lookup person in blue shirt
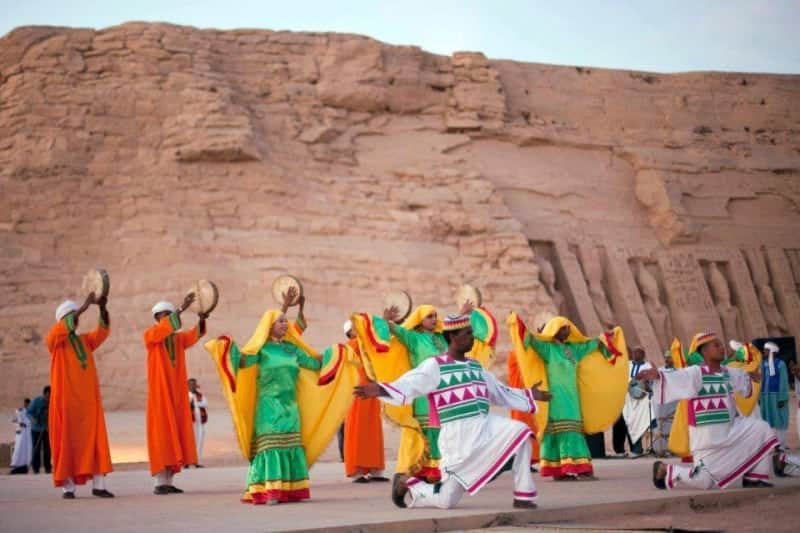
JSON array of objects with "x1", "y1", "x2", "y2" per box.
[{"x1": 27, "y1": 385, "x2": 51, "y2": 474}]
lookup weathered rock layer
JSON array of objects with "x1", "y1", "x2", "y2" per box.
[{"x1": 1, "y1": 23, "x2": 799, "y2": 408}]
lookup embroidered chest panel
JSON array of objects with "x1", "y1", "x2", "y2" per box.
[
  {"x1": 429, "y1": 356, "x2": 489, "y2": 423},
  {"x1": 689, "y1": 372, "x2": 733, "y2": 426}
]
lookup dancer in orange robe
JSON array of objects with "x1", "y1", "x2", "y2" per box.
[
  {"x1": 47, "y1": 294, "x2": 114, "y2": 499},
  {"x1": 343, "y1": 321, "x2": 388, "y2": 483},
  {"x1": 145, "y1": 294, "x2": 206, "y2": 494},
  {"x1": 508, "y1": 350, "x2": 540, "y2": 467}
]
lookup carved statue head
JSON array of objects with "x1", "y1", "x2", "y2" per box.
[
  {"x1": 708, "y1": 262, "x2": 732, "y2": 306},
  {"x1": 636, "y1": 262, "x2": 661, "y2": 301},
  {"x1": 759, "y1": 284, "x2": 776, "y2": 306},
  {"x1": 536, "y1": 256, "x2": 557, "y2": 291}
]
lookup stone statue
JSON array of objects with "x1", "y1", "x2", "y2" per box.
[
  {"x1": 536, "y1": 256, "x2": 566, "y2": 315},
  {"x1": 757, "y1": 283, "x2": 789, "y2": 337},
  {"x1": 579, "y1": 246, "x2": 616, "y2": 329},
  {"x1": 636, "y1": 262, "x2": 673, "y2": 350},
  {"x1": 707, "y1": 262, "x2": 744, "y2": 344},
  {"x1": 744, "y1": 249, "x2": 789, "y2": 337}
]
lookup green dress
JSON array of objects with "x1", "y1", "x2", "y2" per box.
[
  {"x1": 391, "y1": 325, "x2": 447, "y2": 461},
  {"x1": 525, "y1": 336, "x2": 610, "y2": 477},
  {"x1": 230, "y1": 340, "x2": 320, "y2": 503}
]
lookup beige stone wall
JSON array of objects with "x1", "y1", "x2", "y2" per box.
[{"x1": 1, "y1": 23, "x2": 798, "y2": 408}]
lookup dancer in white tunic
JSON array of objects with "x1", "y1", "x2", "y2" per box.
[
  {"x1": 616, "y1": 348, "x2": 653, "y2": 457},
  {"x1": 638, "y1": 333, "x2": 779, "y2": 490},
  {"x1": 10, "y1": 399, "x2": 33, "y2": 474},
  {"x1": 354, "y1": 314, "x2": 550, "y2": 509},
  {"x1": 188, "y1": 378, "x2": 208, "y2": 467}
]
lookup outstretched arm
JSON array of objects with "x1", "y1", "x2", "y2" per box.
[
  {"x1": 483, "y1": 371, "x2": 550, "y2": 412},
  {"x1": 638, "y1": 365, "x2": 703, "y2": 404},
  {"x1": 354, "y1": 358, "x2": 439, "y2": 406}
]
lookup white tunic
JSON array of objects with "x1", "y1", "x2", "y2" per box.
[
  {"x1": 11, "y1": 408, "x2": 33, "y2": 468},
  {"x1": 623, "y1": 360, "x2": 653, "y2": 443},
  {"x1": 653, "y1": 364, "x2": 779, "y2": 488},
  {"x1": 380, "y1": 355, "x2": 536, "y2": 495}
]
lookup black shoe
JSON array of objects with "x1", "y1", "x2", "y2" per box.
[
  {"x1": 369, "y1": 476, "x2": 390, "y2": 482},
  {"x1": 773, "y1": 453, "x2": 787, "y2": 477},
  {"x1": 513, "y1": 499, "x2": 538, "y2": 509},
  {"x1": 529, "y1": 465, "x2": 539, "y2": 473},
  {"x1": 391, "y1": 475, "x2": 409, "y2": 508},
  {"x1": 92, "y1": 489, "x2": 115, "y2": 498},
  {"x1": 195, "y1": 464, "x2": 205, "y2": 468},
  {"x1": 154, "y1": 485, "x2": 171, "y2": 495},
  {"x1": 63, "y1": 492, "x2": 76, "y2": 500},
  {"x1": 743, "y1": 478, "x2": 773, "y2": 488},
  {"x1": 166, "y1": 485, "x2": 184, "y2": 494},
  {"x1": 652, "y1": 461, "x2": 666, "y2": 490},
  {"x1": 353, "y1": 476, "x2": 369, "y2": 484}
]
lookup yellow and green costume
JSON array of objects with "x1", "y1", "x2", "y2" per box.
[
  {"x1": 205, "y1": 311, "x2": 358, "y2": 504},
  {"x1": 508, "y1": 314, "x2": 628, "y2": 477}
]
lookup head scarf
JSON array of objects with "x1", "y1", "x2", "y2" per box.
[
  {"x1": 55, "y1": 300, "x2": 78, "y2": 322},
  {"x1": 151, "y1": 300, "x2": 176, "y2": 316},
  {"x1": 764, "y1": 341, "x2": 779, "y2": 376},
  {"x1": 402, "y1": 304, "x2": 443, "y2": 333},
  {"x1": 239, "y1": 309, "x2": 318, "y2": 357},
  {"x1": 538, "y1": 316, "x2": 590, "y2": 343}
]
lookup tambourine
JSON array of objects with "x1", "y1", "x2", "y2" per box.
[
  {"x1": 456, "y1": 284, "x2": 482, "y2": 309},
  {"x1": 383, "y1": 290, "x2": 413, "y2": 323},
  {"x1": 81, "y1": 268, "x2": 110, "y2": 300},
  {"x1": 272, "y1": 275, "x2": 304, "y2": 307},
  {"x1": 187, "y1": 280, "x2": 219, "y2": 316}
]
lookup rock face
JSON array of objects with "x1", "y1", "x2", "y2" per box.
[{"x1": 1, "y1": 23, "x2": 799, "y2": 408}]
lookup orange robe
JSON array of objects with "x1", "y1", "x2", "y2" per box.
[
  {"x1": 144, "y1": 313, "x2": 201, "y2": 476},
  {"x1": 46, "y1": 314, "x2": 113, "y2": 487},
  {"x1": 344, "y1": 338, "x2": 385, "y2": 477},
  {"x1": 507, "y1": 350, "x2": 540, "y2": 463}
]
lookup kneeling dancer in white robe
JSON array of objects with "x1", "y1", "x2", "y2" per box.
[
  {"x1": 638, "y1": 332, "x2": 779, "y2": 490},
  {"x1": 354, "y1": 314, "x2": 551, "y2": 509}
]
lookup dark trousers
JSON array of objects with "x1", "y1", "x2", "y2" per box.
[
  {"x1": 337, "y1": 423, "x2": 345, "y2": 462},
  {"x1": 612, "y1": 415, "x2": 642, "y2": 454},
  {"x1": 31, "y1": 430, "x2": 51, "y2": 473}
]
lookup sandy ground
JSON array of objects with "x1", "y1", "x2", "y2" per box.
[
  {"x1": 1, "y1": 454, "x2": 799, "y2": 532},
  {"x1": 2, "y1": 405, "x2": 798, "y2": 532}
]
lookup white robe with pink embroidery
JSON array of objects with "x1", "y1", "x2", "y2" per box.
[
  {"x1": 380, "y1": 355, "x2": 537, "y2": 497},
  {"x1": 653, "y1": 364, "x2": 779, "y2": 489}
]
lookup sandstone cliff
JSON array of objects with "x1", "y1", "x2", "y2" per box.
[{"x1": 1, "y1": 23, "x2": 799, "y2": 408}]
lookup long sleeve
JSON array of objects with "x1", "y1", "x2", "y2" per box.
[
  {"x1": 483, "y1": 370, "x2": 536, "y2": 413},
  {"x1": 296, "y1": 348, "x2": 322, "y2": 370},
  {"x1": 391, "y1": 324, "x2": 418, "y2": 352},
  {"x1": 571, "y1": 339, "x2": 602, "y2": 362},
  {"x1": 379, "y1": 358, "x2": 440, "y2": 406},
  {"x1": 778, "y1": 361, "x2": 789, "y2": 403},
  {"x1": 727, "y1": 367, "x2": 753, "y2": 398},
  {"x1": 524, "y1": 334, "x2": 552, "y2": 362},
  {"x1": 46, "y1": 318, "x2": 72, "y2": 352},
  {"x1": 84, "y1": 314, "x2": 111, "y2": 351},
  {"x1": 231, "y1": 342, "x2": 259, "y2": 370},
  {"x1": 144, "y1": 313, "x2": 180, "y2": 345},
  {"x1": 178, "y1": 325, "x2": 201, "y2": 350},
  {"x1": 653, "y1": 365, "x2": 703, "y2": 405}
]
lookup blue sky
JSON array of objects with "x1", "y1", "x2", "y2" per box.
[{"x1": 1, "y1": 0, "x2": 798, "y2": 74}]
